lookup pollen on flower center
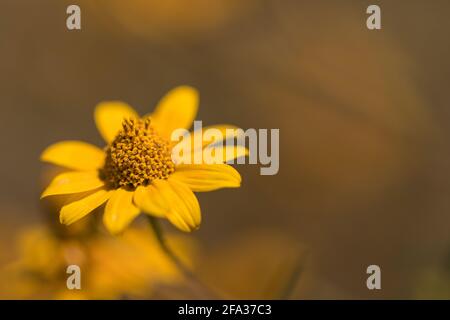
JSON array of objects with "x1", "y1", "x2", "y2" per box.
[{"x1": 100, "y1": 118, "x2": 175, "y2": 190}]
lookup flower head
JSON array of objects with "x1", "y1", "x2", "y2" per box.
[
  {"x1": 40, "y1": 86, "x2": 246, "y2": 234},
  {"x1": 0, "y1": 225, "x2": 194, "y2": 299},
  {"x1": 100, "y1": 118, "x2": 175, "y2": 189}
]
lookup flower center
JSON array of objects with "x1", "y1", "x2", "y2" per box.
[{"x1": 100, "y1": 118, "x2": 175, "y2": 190}]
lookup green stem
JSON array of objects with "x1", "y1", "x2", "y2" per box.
[
  {"x1": 277, "y1": 258, "x2": 304, "y2": 299},
  {"x1": 147, "y1": 216, "x2": 220, "y2": 299}
]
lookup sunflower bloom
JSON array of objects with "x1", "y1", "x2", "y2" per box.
[
  {"x1": 40, "y1": 86, "x2": 247, "y2": 234},
  {"x1": 0, "y1": 225, "x2": 194, "y2": 299}
]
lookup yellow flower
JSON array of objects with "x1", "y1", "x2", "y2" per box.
[
  {"x1": 0, "y1": 225, "x2": 194, "y2": 299},
  {"x1": 40, "y1": 86, "x2": 246, "y2": 234}
]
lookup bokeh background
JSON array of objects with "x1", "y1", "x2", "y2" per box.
[{"x1": 1, "y1": 0, "x2": 450, "y2": 299}]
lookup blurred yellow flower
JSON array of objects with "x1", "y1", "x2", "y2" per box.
[
  {"x1": 0, "y1": 225, "x2": 193, "y2": 299},
  {"x1": 40, "y1": 86, "x2": 246, "y2": 234},
  {"x1": 90, "y1": 0, "x2": 256, "y2": 39}
]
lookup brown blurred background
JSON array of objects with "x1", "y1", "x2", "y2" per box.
[{"x1": 1, "y1": 0, "x2": 450, "y2": 299}]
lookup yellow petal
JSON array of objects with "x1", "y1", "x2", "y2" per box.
[
  {"x1": 60, "y1": 189, "x2": 112, "y2": 225},
  {"x1": 41, "y1": 171, "x2": 104, "y2": 198},
  {"x1": 197, "y1": 145, "x2": 249, "y2": 164},
  {"x1": 41, "y1": 140, "x2": 105, "y2": 171},
  {"x1": 222, "y1": 145, "x2": 249, "y2": 163},
  {"x1": 171, "y1": 164, "x2": 241, "y2": 192},
  {"x1": 149, "y1": 86, "x2": 199, "y2": 139},
  {"x1": 94, "y1": 101, "x2": 138, "y2": 143},
  {"x1": 133, "y1": 185, "x2": 169, "y2": 218},
  {"x1": 103, "y1": 188, "x2": 140, "y2": 235},
  {"x1": 153, "y1": 179, "x2": 201, "y2": 232},
  {"x1": 173, "y1": 124, "x2": 241, "y2": 152}
]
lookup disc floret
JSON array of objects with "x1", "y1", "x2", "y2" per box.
[{"x1": 100, "y1": 118, "x2": 175, "y2": 190}]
